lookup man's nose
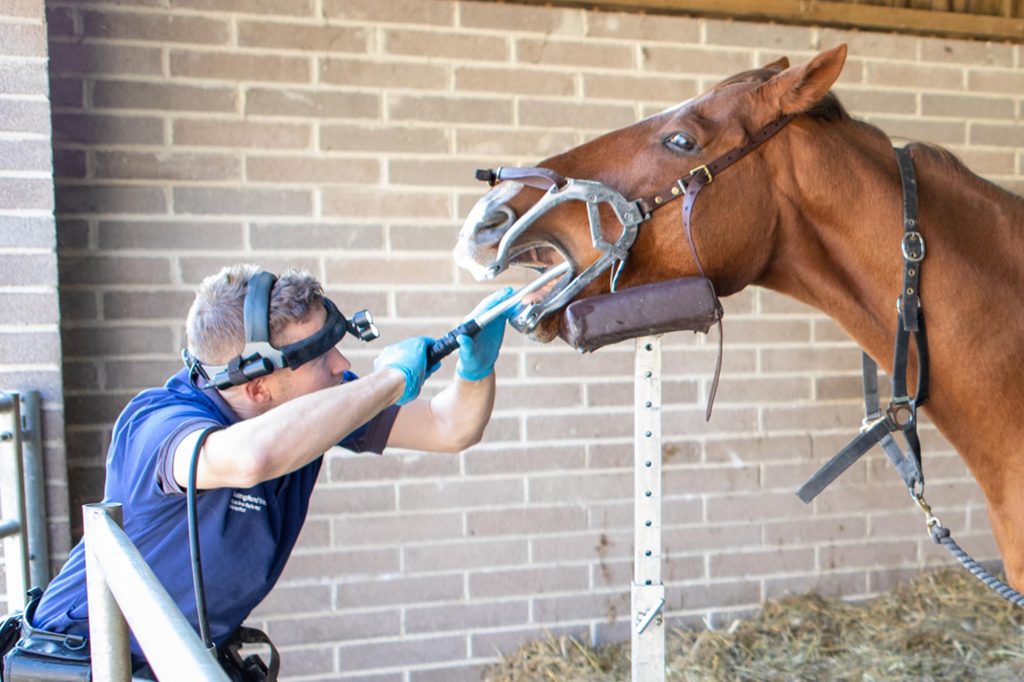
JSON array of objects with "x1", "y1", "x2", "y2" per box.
[{"x1": 328, "y1": 347, "x2": 351, "y2": 375}]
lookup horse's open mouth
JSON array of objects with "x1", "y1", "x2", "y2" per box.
[{"x1": 508, "y1": 242, "x2": 573, "y2": 307}]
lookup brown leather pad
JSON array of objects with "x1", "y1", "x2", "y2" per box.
[{"x1": 559, "y1": 277, "x2": 723, "y2": 353}]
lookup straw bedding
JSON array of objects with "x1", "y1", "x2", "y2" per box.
[{"x1": 485, "y1": 569, "x2": 1024, "y2": 681}]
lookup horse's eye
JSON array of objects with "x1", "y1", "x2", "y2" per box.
[{"x1": 664, "y1": 132, "x2": 697, "y2": 153}]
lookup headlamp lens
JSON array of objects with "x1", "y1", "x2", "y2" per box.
[{"x1": 348, "y1": 309, "x2": 379, "y2": 342}]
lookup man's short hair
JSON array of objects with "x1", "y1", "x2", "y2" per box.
[{"x1": 186, "y1": 264, "x2": 324, "y2": 364}]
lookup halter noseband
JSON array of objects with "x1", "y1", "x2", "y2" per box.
[{"x1": 474, "y1": 114, "x2": 796, "y2": 331}]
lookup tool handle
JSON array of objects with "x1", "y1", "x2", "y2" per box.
[{"x1": 427, "y1": 320, "x2": 481, "y2": 367}]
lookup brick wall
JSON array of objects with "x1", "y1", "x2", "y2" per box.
[
  {"x1": 41, "y1": 0, "x2": 1022, "y2": 679},
  {"x1": 0, "y1": 0, "x2": 70, "y2": 611}
]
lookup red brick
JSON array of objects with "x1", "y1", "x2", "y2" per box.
[
  {"x1": 178, "y1": 256, "x2": 321, "y2": 284},
  {"x1": 171, "y1": 50, "x2": 309, "y2": 83},
  {"x1": 454, "y1": 127, "x2": 578, "y2": 158},
  {"x1": 337, "y1": 635, "x2": 465, "y2": 673},
  {"x1": 245, "y1": 88, "x2": 378, "y2": 118},
  {"x1": 865, "y1": 62, "x2": 964, "y2": 90},
  {"x1": 321, "y1": 188, "x2": 450, "y2": 219},
  {"x1": 705, "y1": 21, "x2": 811, "y2": 50},
  {"x1": 95, "y1": 151, "x2": 240, "y2": 181},
  {"x1": 389, "y1": 94, "x2": 511, "y2": 125},
  {"x1": 335, "y1": 574, "x2": 464, "y2": 609},
  {"x1": 399, "y1": 478, "x2": 523, "y2": 511},
  {"x1": 48, "y1": 39, "x2": 164, "y2": 79},
  {"x1": 83, "y1": 10, "x2": 229, "y2": 44},
  {"x1": 174, "y1": 0, "x2": 312, "y2": 13},
  {"x1": 642, "y1": 46, "x2": 753, "y2": 76},
  {"x1": 332, "y1": 512, "x2": 463, "y2": 546},
  {"x1": 517, "y1": 37, "x2": 632, "y2": 69},
  {"x1": 455, "y1": 66, "x2": 575, "y2": 97},
  {"x1": 266, "y1": 610, "x2": 399, "y2": 646},
  {"x1": 403, "y1": 539, "x2": 528, "y2": 572},
  {"x1": 587, "y1": 10, "x2": 699, "y2": 42},
  {"x1": 518, "y1": 99, "x2": 635, "y2": 130},
  {"x1": 467, "y1": 505, "x2": 587, "y2": 536},
  {"x1": 62, "y1": 326, "x2": 176, "y2": 357},
  {"x1": 406, "y1": 600, "x2": 529, "y2": 634},
  {"x1": 321, "y1": 124, "x2": 449, "y2": 154},
  {"x1": 93, "y1": 80, "x2": 236, "y2": 112},
  {"x1": 173, "y1": 119, "x2": 310, "y2": 149},
  {"x1": 583, "y1": 73, "x2": 698, "y2": 103},
  {"x1": 468, "y1": 565, "x2": 588, "y2": 598},
  {"x1": 328, "y1": 451, "x2": 459, "y2": 483},
  {"x1": 250, "y1": 222, "x2": 383, "y2": 251},
  {"x1": 278, "y1": 547, "x2": 399, "y2": 582},
  {"x1": 172, "y1": 187, "x2": 312, "y2": 216},
  {"x1": 320, "y1": 58, "x2": 448, "y2": 91},
  {"x1": 103, "y1": 291, "x2": 194, "y2": 320},
  {"x1": 323, "y1": 0, "x2": 453, "y2": 25},
  {"x1": 237, "y1": 20, "x2": 368, "y2": 53},
  {"x1": 246, "y1": 155, "x2": 378, "y2": 184},
  {"x1": 105, "y1": 359, "x2": 184, "y2": 390},
  {"x1": 53, "y1": 113, "x2": 163, "y2": 146}
]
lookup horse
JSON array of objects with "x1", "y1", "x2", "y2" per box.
[{"x1": 453, "y1": 44, "x2": 1024, "y2": 590}]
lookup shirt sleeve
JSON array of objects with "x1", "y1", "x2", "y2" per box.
[
  {"x1": 338, "y1": 405, "x2": 400, "y2": 454},
  {"x1": 154, "y1": 418, "x2": 223, "y2": 496}
]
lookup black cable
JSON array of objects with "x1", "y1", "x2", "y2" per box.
[{"x1": 188, "y1": 426, "x2": 223, "y2": 653}]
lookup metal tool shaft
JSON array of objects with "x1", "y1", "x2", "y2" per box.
[{"x1": 427, "y1": 262, "x2": 571, "y2": 366}]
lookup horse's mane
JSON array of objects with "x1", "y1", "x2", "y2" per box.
[
  {"x1": 806, "y1": 91, "x2": 848, "y2": 123},
  {"x1": 907, "y1": 142, "x2": 1024, "y2": 205}
]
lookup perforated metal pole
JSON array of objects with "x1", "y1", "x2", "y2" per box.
[
  {"x1": 0, "y1": 392, "x2": 29, "y2": 611},
  {"x1": 632, "y1": 336, "x2": 666, "y2": 682},
  {"x1": 19, "y1": 391, "x2": 49, "y2": 590}
]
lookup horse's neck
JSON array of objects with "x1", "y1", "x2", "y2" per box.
[{"x1": 760, "y1": 132, "x2": 1024, "y2": 490}]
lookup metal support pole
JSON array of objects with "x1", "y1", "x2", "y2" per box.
[
  {"x1": 20, "y1": 391, "x2": 50, "y2": 590},
  {"x1": 632, "y1": 336, "x2": 666, "y2": 682},
  {"x1": 84, "y1": 503, "x2": 229, "y2": 681},
  {"x1": 85, "y1": 503, "x2": 132, "y2": 682},
  {"x1": 0, "y1": 393, "x2": 29, "y2": 611}
]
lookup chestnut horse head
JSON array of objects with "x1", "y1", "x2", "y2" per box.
[
  {"x1": 455, "y1": 45, "x2": 850, "y2": 343},
  {"x1": 455, "y1": 44, "x2": 1024, "y2": 591}
]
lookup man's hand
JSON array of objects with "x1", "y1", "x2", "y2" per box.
[
  {"x1": 374, "y1": 336, "x2": 439, "y2": 405},
  {"x1": 457, "y1": 287, "x2": 516, "y2": 381}
]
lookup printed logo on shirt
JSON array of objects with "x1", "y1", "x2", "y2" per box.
[{"x1": 229, "y1": 492, "x2": 267, "y2": 514}]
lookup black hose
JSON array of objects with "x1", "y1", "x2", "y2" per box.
[{"x1": 188, "y1": 426, "x2": 222, "y2": 653}]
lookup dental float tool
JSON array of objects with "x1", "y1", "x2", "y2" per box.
[{"x1": 426, "y1": 262, "x2": 571, "y2": 366}]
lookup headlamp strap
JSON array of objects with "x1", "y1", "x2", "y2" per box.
[{"x1": 244, "y1": 271, "x2": 277, "y2": 344}]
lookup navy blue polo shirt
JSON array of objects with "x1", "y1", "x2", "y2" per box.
[{"x1": 32, "y1": 368, "x2": 398, "y2": 657}]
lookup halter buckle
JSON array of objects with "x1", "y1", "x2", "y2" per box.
[
  {"x1": 689, "y1": 164, "x2": 713, "y2": 185},
  {"x1": 901, "y1": 231, "x2": 925, "y2": 262}
]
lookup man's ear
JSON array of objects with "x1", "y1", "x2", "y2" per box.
[
  {"x1": 243, "y1": 376, "x2": 273, "y2": 404},
  {"x1": 757, "y1": 44, "x2": 847, "y2": 116}
]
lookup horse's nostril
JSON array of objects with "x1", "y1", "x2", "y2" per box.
[{"x1": 475, "y1": 206, "x2": 516, "y2": 245}]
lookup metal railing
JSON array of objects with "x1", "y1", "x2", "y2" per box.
[
  {"x1": 83, "y1": 503, "x2": 229, "y2": 681},
  {"x1": 0, "y1": 390, "x2": 50, "y2": 611}
]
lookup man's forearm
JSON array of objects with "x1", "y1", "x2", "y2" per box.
[{"x1": 179, "y1": 369, "x2": 406, "y2": 489}]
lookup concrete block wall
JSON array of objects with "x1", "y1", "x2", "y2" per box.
[
  {"x1": 41, "y1": 0, "x2": 1022, "y2": 679},
  {"x1": 0, "y1": 0, "x2": 70, "y2": 611}
]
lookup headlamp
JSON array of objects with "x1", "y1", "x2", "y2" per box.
[{"x1": 184, "y1": 270, "x2": 379, "y2": 390}]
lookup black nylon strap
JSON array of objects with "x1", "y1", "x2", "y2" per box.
[{"x1": 796, "y1": 145, "x2": 930, "y2": 503}]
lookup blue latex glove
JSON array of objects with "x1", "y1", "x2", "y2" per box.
[
  {"x1": 373, "y1": 336, "x2": 440, "y2": 405},
  {"x1": 457, "y1": 287, "x2": 516, "y2": 381}
]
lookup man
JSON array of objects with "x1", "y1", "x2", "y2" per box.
[{"x1": 17, "y1": 264, "x2": 512, "y2": 678}]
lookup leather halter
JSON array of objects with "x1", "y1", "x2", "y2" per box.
[
  {"x1": 475, "y1": 113, "x2": 796, "y2": 316},
  {"x1": 796, "y1": 146, "x2": 930, "y2": 504},
  {"x1": 476, "y1": 114, "x2": 796, "y2": 420}
]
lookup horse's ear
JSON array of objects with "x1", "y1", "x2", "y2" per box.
[
  {"x1": 761, "y1": 56, "x2": 790, "y2": 71},
  {"x1": 757, "y1": 44, "x2": 847, "y2": 116}
]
